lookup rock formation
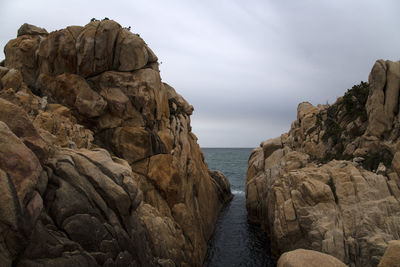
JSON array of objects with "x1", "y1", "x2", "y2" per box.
[
  {"x1": 246, "y1": 60, "x2": 400, "y2": 267},
  {"x1": 0, "y1": 20, "x2": 232, "y2": 266},
  {"x1": 377, "y1": 240, "x2": 400, "y2": 267},
  {"x1": 277, "y1": 249, "x2": 347, "y2": 267}
]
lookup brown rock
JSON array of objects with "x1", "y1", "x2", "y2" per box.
[
  {"x1": 17, "y1": 23, "x2": 48, "y2": 37},
  {"x1": 112, "y1": 126, "x2": 166, "y2": 164},
  {"x1": 100, "y1": 87, "x2": 130, "y2": 117},
  {"x1": 365, "y1": 60, "x2": 400, "y2": 137},
  {"x1": 0, "y1": 85, "x2": 44, "y2": 115},
  {"x1": 4, "y1": 34, "x2": 42, "y2": 86},
  {"x1": 247, "y1": 135, "x2": 400, "y2": 267},
  {"x1": 0, "y1": 20, "x2": 232, "y2": 267},
  {"x1": 246, "y1": 147, "x2": 264, "y2": 184},
  {"x1": 209, "y1": 170, "x2": 233, "y2": 203},
  {"x1": 113, "y1": 28, "x2": 149, "y2": 71},
  {"x1": 0, "y1": 169, "x2": 17, "y2": 266},
  {"x1": 26, "y1": 191, "x2": 43, "y2": 223},
  {"x1": 378, "y1": 240, "x2": 400, "y2": 267},
  {"x1": 165, "y1": 83, "x2": 194, "y2": 115},
  {"x1": 247, "y1": 58, "x2": 400, "y2": 267},
  {"x1": 89, "y1": 68, "x2": 169, "y2": 125},
  {"x1": 391, "y1": 152, "x2": 400, "y2": 177},
  {"x1": 297, "y1": 102, "x2": 319, "y2": 120},
  {"x1": 383, "y1": 61, "x2": 400, "y2": 125},
  {"x1": 1, "y1": 68, "x2": 23, "y2": 90},
  {"x1": 45, "y1": 73, "x2": 107, "y2": 118},
  {"x1": 147, "y1": 154, "x2": 177, "y2": 199},
  {"x1": 38, "y1": 28, "x2": 78, "y2": 75},
  {"x1": 0, "y1": 98, "x2": 48, "y2": 162},
  {"x1": 261, "y1": 136, "x2": 282, "y2": 159},
  {"x1": 0, "y1": 120, "x2": 41, "y2": 212},
  {"x1": 66, "y1": 25, "x2": 84, "y2": 39},
  {"x1": 76, "y1": 20, "x2": 121, "y2": 77},
  {"x1": 277, "y1": 249, "x2": 347, "y2": 267},
  {"x1": 133, "y1": 203, "x2": 192, "y2": 264}
]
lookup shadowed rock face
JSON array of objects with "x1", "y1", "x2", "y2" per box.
[
  {"x1": 0, "y1": 21, "x2": 232, "y2": 266},
  {"x1": 246, "y1": 60, "x2": 400, "y2": 267}
]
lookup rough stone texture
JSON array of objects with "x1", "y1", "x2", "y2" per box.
[
  {"x1": 74, "y1": 20, "x2": 151, "y2": 77},
  {"x1": 0, "y1": 21, "x2": 232, "y2": 266},
  {"x1": 378, "y1": 240, "x2": 400, "y2": 267},
  {"x1": 277, "y1": 249, "x2": 347, "y2": 267},
  {"x1": 38, "y1": 28, "x2": 81, "y2": 75},
  {"x1": 0, "y1": 121, "x2": 42, "y2": 265},
  {"x1": 261, "y1": 136, "x2": 282, "y2": 159},
  {"x1": 17, "y1": 23, "x2": 48, "y2": 37},
  {"x1": 164, "y1": 83, "x2": 194, "y2": 116},
  {"x1": 0, "y1": 98, "x2": 48, "y2": 162},
  {"x1": 33, "y1": 104, "x2": 94, "y2": 149},
  {"x1": 4, "y1": 30, "x2": 44, "y2": 87},
  {"x1": 247, "y1": 60, "x2": 400, "y2": 267},
  {"x1": 366, "y1": 60, "x2": 400, "y2": 137}
]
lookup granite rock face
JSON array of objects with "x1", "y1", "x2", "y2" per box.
[
  {"x1": 0, "y1": 20, "x2": 232, "y2": 266},
  {"x1": 246, "y1": 60, "x2": 400, "y2": 267}
]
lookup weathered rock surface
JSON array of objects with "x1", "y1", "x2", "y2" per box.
[
  {"x1": 378, "y1": 240, "x2": 400, "y2": 267},
  {"x1": 277, "y1": 249, "x2": 347, "y2": 267},
  {"x1": 247, "y1": 60, "x2": 400, "y2": 267},
  {"x1": 0, "y1": 20, "x2": 232, "y2": 266}
]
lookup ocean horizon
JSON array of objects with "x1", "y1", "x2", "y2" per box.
[{"x1": 202, "y1": 148, "x2": 275, "y2": 267}]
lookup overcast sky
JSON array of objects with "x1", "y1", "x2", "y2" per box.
[{"x1": 1, "y1": 1, "x2": 399, "y2": 147}]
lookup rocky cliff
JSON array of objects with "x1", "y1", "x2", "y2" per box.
[
  {"x1": 0, "y1": 20, "x2": 232, "y2": 266},
  {"x1": 246, "y1": 60, "x2": 400, "y2": 266}
]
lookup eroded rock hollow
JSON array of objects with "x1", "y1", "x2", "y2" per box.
[
  {"x1": 0, "y1": 20, "x2": 232, "y2": 266},
  {"x1": 246, "y1": 60, "x2": 400, "y2": 267}
]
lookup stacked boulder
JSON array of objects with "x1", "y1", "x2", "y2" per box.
[
  {"x1": 247, "y1": 60, "x2": 400, "y2": 267},
  {"x1": 0, "y1": 20, "x2": 232, "y2": 266}
]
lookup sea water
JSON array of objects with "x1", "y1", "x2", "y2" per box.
[{"x1": 203, "y1": 148, "x2": 276, "y2": 267}]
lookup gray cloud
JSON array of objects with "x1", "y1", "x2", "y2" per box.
[{"x1": 1, "y1": 0, "x2": 399, "y2": 147}]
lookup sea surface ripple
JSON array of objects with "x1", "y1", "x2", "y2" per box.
[{"x1": 203, "y1": 148, "x2": 276, "y2": 267}]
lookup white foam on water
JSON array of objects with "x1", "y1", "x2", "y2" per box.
[{"x1": 232, "y1": 190, "x2": 245, "y2": 195}]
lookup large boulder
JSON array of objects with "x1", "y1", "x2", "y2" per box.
[
  {"x1": 277, "y1": 249, "x2": 347, "y2": 267},
  {"x1": 4, "y1": 24, "x2": 48, "y2": 87},
  {"x1": 38, "y1": 28, "x2": 81, "y2": 75},
  {"x1": 75, "y1": 20, "x2": 151, "y2": 77},
  {"x1": 366, "y1": 60, "x2": 400, "y2": 137},
  {"x1": 112, "y1": 28, "x2": 150, "y2": 71},
  {"x1": 378, "y1": 240, "x2": 400, "y2": 267},
  {"x1": 76, "y1": 20, "x2": 121, "y2": 77},
  {"x1": 17, "y1": 23, "x2": 48, "y2": 37}
]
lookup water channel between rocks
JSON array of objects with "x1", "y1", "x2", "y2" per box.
[{"x1": 203, "y1": 148, "x2": 276, "y2": 267}]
